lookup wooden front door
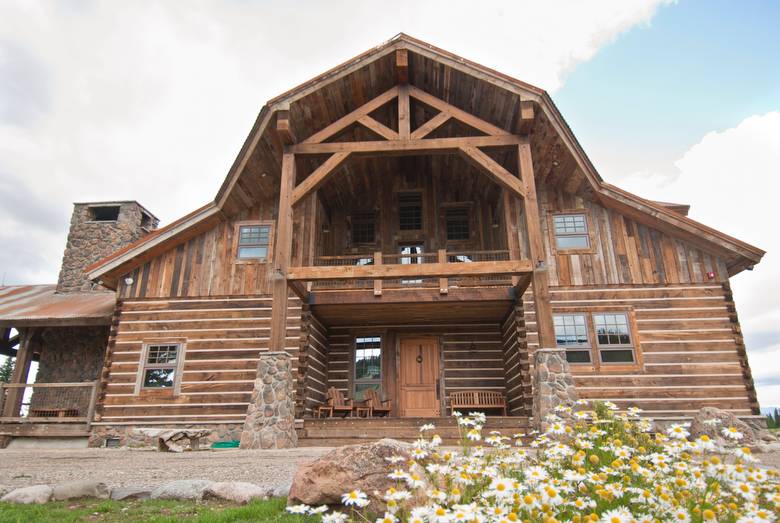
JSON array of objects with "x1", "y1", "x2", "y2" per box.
[{"x1": 399, "y1": 337, "x2": 440, "y2": 417}]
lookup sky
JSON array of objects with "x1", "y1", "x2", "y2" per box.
[{"x1": 0, "y1": 0, "x2": 778, "y2": 407}]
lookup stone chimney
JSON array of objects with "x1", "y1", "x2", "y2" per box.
[{"x1": 56, "y1": 201, "x2": 159, "y2": 293}]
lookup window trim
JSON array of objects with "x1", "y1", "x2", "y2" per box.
[
  {"x1": 134, "y1": 339, "x2": 186, "y2": 395},
  {"x1": 592, "y1": 311, "x2": 639, "y2": 366},
  {"x1": 352, "y1": 335, "x2": 383, "y2": 401},
  {"x1": 548, "y1": 210, "x2": 595, "y2": 254},
  {"x1": 553, "y1": 313, "x2": 593, "y2": 366},
  {"x1": 232, "y1": 220, "x2": 275, "y2": 264}
]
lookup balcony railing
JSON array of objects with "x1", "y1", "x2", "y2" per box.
[
  {"x1": 292, "y1": 249, "x2": 525, "y2": 294},
  {"x1": 0, "y1": 382, "x2": 98, "y2": 425}
]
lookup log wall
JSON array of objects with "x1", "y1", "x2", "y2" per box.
[
  {"x1": 298, "y1": 307, "x2": 329, "y2": 416},
  {"x1": 501, "y1": 304, "x2": 532, "y2": 416}
]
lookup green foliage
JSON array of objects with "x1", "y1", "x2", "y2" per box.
[
  {"x1": 0, "y1": 496, "x2": 314, "y2": 523},
  {"x1": 0, "y1": 356, "x2": 13, "y2": 383},
  {"x1": 766, "y1": 408, "x2": 780, "y2": 429}
]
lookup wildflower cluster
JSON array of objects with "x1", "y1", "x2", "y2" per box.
[{"x1": 288, "y1": 401, "x2": 779, "y2": 522}]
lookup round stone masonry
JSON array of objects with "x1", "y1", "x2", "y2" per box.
[
  {"x1": 532, "y1": 348, "x2": 579, "y2": 430},
  {"x1": 240, "y1": 352, "x2": 297, "y2": 449}
]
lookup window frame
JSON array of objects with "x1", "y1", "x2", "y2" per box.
[
  {"x1": 548, "y1": 210, "x2": 595, "y2": 254},
  {"x1": 350, "y1": 211, "x2": 377, "y2": 246},
  {"x1": 135, "y1": 339, "x2": 186, "y2": 395},
  {"x1": 352, "y1": 335, "x2": 383, "y2": 401},
  {"x1": 553, "y1": 313, "x2": 593, "y2": 366},
  {"x1": 592, "y1": 311, "x2": 638, "y2": 366},
  {"x1": 232, "y1": 220, "x2": 275, "y2": 264},
  {"x1": 444, "y1": 206, "x2": 471, "y2": 242},
  {"x1": 398, "y1": 192, "x2": 423, "y2": 232}
]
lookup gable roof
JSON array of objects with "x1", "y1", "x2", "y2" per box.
[{"x1": 87, "y1": 33, "x2": 764, "y2": 288}]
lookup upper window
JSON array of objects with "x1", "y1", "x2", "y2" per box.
[
  {"x1": 593, "y1": 313, "x2": 635, "y2": 363},
  {"x1": 351, "y1": 211, "x2": 376, "y2": 244},
  {"x1": 446, "y1": 208, "x2": 470, "y2": 241},
  {"x1": 554, "y1": 314, "x2": 591, "y2": 364},
  {"x1": 237, "y1": 224, "x2": 271, "y2": 260},
  {"x1": 140, "y1": 343, "x2": 180, "y2": 390},
  {"x1": 354, "y1": 336, "x2": 381, "y2": 400},
  {"x1": 553, "y1": 213, "x2": 590, "y2": 250},
  {"x1": 399, "y1": 193, "x2": 422, "y2": 231}
]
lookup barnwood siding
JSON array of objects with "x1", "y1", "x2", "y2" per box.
[
  {"x1": 94, "y1": 295, "x2": 303, "y2": 425},
  {"x1": 522, "y1": 282, "x2": 758, "y2": 418},
  {"x1": 501, "y1": 304, "x2": 531, "y2": 416},
  {"x1": 540, "y1": 187, "x2": 729, "y2": 286}
]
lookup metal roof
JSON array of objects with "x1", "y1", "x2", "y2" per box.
[{"x1": 0, "y1": 285, "x2": 116, "y2": 327}]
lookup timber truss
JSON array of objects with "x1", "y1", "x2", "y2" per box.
[{"x1": 267, "y1": 49, "x2": 556, "y2": 352}]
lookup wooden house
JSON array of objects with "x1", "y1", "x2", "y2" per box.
[{"x1": 1, "y1": 35, "x2": 765, "y2": 446}]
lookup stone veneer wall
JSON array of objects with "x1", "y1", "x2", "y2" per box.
[
  {"x1": 240, "y1": 352, "x2": 297, "y2": 449},
  {"x1": 56, "y1": 202, "x2": 158, "y2": 293},
  {"x1": 532, "y1": 348, "x2": 579, "y2": 430}
]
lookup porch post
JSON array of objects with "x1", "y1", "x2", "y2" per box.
[
  {"x1": 2, "y1": 328, "x2": 34, "y2": 417},
  {"x1": 517, "y1": 142, "x2": 555, "y2": 349},
  {"x1": 269, "y1": 152, "x2": 296, "y2": 352},
  {"x1": 502, "y1": 190, "x2": 522, "y2": 286}
]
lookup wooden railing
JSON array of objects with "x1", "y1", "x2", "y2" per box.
[
  {"x1": 0, "y1": 382, "x2": 98, "y2": 425},
  {"x1": 297, "y1": 249, "x2": 524, "y2": 294}
]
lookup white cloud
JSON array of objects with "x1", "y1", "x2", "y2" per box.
[
  {"x1": 618, "y1": 112, "x2": 780, "y2": 407},
  {"x1": 0, "y1": 0, "x2": 672, "y2": 283}
]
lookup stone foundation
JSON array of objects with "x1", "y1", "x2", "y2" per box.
[
  {"x1": 240, "y1": 352, "x2": 297, "y2": 449},
  {"x1": 532, "y1": 348, "x2": 579, "y2": 430},
  {"x1": 88, "y1": 424, "x2": 243, "y2": 448}
]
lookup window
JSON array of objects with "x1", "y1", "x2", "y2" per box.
[
  {"x1": 554, "y1": 314, "x2": 591, "y2": 364},
  {"x1": 400, "y1": 244, "x2": 424, "y2": 284},
  {"x1": 237, "y1": 224, "x2": 271, "y2": 260},
  {"x1": 140, "y1": 343, "x2": 181, "y2": 390},
  {"x1": 446, "y1": 208, "x2": 470, "y2": 241},
  {"x1": 89, "y1": 205, "x2": 120, "y2": 222},
  {"x1": 399, "y1": 193, "x2": 422, "y2": 231},
  {"x1": 351, "y1": 211, "x2": 375, "y2": 244},
  {"x1": 593, "y1": 313, "x2": 635, "y2": 363},
  {"x1": 553, "y1": 213, "x2": 590, "y2": 250},
  {"x1": 354, "y1": 336, "x2": 381, "y2": 401}
]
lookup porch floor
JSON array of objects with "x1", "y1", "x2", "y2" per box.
[{"x1": 296, "y1": 416, "x2": 531, "y2": 447}]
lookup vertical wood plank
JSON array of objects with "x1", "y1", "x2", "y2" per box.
[
  {"x1": 398, "y1": 85, "x2": 410, "y2": 139},
  {"x1": 269, "y1": 152, "x2": 296, "y2": 351}
]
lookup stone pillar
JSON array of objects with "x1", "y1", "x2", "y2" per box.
[
  {"x1": 240, "y1": 352, "x2": 297, "y2": 449},
  {"x1": 532, "y1": 348, "x2": 578, "y2": 431}
]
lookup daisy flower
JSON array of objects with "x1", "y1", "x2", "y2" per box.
[{"x1": 341, "y1": 489, "x2": 369, "y2": 507}]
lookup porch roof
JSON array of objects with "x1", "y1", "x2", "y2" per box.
[{"x1": 0, "y1": 285, "x2": 116, "y2": 328}]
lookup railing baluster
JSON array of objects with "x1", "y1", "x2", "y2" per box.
[{"x1": 373, "y1": 251, "x2": 383, "y2": 296}]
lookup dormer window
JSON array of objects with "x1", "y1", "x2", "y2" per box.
[{"x1": 552, "y1": 213, "x2": 590, "y2": 250}]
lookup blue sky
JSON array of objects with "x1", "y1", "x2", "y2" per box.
[{"x1": 0, "y1": 0, "x2": 778, "y2": 408}]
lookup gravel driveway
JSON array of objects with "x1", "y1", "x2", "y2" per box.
[{"x1": 0, "y1": 447, "x2": 331, "y2": 492}]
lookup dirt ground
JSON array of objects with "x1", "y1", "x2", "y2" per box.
[{"x1": 0, "y1": 447, "x2": 331, "y2": 492}]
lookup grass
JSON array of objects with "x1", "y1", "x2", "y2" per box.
[{"x1": 0, "y1": 496, "x2": 315, "y2": 523}]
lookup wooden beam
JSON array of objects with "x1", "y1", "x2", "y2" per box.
[
  {"x1": 518, "y1": 100, "x2": 535, "y2": 135},
  {"x1": 373, "y1": 251, "x2": 383, "y2": 296},
  {"x1": 290, "y1": 152, "x2": 351, "y2": 206},
  {"x1": 502, "y1": 190, "x2": 523, "y2": 286},
  {"x1": 396, "y1": 49, "x2": 409, "y2": 85},
  {"x1": 410, "y1": 111, "x2": 451, "y2": 140},
  {"x1": 398, "y1": 85, "x2": 411, "y2": 139},
  {"x1": 438, "y1": 249, "x2": 448, "y2": 294},
  {"x1": 408, "y1": 85, "x2": 510, "y2": 136},
  {"x1": 269, "y1": 153, "x2": 296, "y2": 351},
  {"x1": 517, "y1": 143, "x2": 555, "y2": 349},
  {"x1": 302, "y1": 86, "x2": 399, "y2": 144},
  {"x1": 288, "y1": 260, "x2": 533, "y2": 281},
  {"x1": 275, "y1": 109, "x2": 296, "y2": 145},
  {"x1": 290, "y1": 135, "x2": 524, "y2": 155},
  {"x1": 2, "y1": 329, "x2": 33, "y2": 418},
  {"x1": 357, "y1": 116, "x2": 399, "y2": 140},
  {"x1": 458, "y1": 146, "x2": 525, "y2": 199},
  {"x1": 288, "y1": 280, "x2": 310, "y2": 302},
  {"x1": 310, "y1": 286, "x2": 514, "y2": 305}
]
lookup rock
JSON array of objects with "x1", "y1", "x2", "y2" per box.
[
  {"x1": 203, "y1": 482, "x2": 268, "y2": 504},
  {"x1": 751, "y1": 441, "x2": 780, "y2": 454},
  {"x1": 756, "y1": 429, "x2": 778, "y2": 442},
  {"x1": 110, "y1": 486, "x2": 153, "y2": 501},
  {"x1": 288, "y1": 438, "x2": 415, "y2": 510},
  {"x1": 1, "y1": 485, "x2": 53, "y2": 504},
  {"x1": 689, "y1": 407, "x2": 757, "y2": 446},
  {"x1": 0, "y1": 485, "x2": 11, "y2": 498},
  {"x1": 269, "y1": 479, "x2": 292, "y2": 498},
  {"x1": 150, "y1": 479, "x2": 214, "y2": 500},
  {"x1": 157, "y1": 429, "x2": 211, "y2": 452},
  {"x1": 51, "y1": 480, "x2": 110, "y2": 501}
]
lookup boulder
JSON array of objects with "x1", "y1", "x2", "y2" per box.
[
  {"x1": 150, "y1": 479, "x2": 214, "y2": 500},
  {"x1": 690, "y1": 407, "x2": 757, "y2": 446},
  {"x1": 110, "y1": 486, "x2": 153, "y2": 501},
  {"x1": 269, "y1": 479, "x2": 292, "y2": 498},
  {"x1": 1, "y1": 485, "x2": 53, "y2": 505},
  {"x1": 51, "y1": 480, "x2": 110, "y2": 501},
  {"x1": 751, "y1": 441, "x2": 780, "y2": 454},
  {"x1": 203, "y1": 482, "x2": 268, "y2": 504},
  {"x1": 288, "y1": 438, "x2": 415, "y2": 510}
]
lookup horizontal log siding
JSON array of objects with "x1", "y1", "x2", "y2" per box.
[
  {"x1": 501, "y1": 304, "x2": 531, "y2": 416},
  {"x1": 540, "y1": 187, "x2": 730, "y2": 286},
  {"x1": 523, "y1": 282, "x2": 758, "y2": 418},
  {"x1": 95, "y1": 295, "x2": 303, "y2": 425},
  {"x1": 298, "y1": 308, "x2": 329, "y2": 416}
]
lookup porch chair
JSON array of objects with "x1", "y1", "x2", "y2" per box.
[
  {"x1": 316, "y1": 387, "x2": 354, "y2": 418},
  {"x1": 363, "y1": 388, "x2": 392, "y2": 417}
]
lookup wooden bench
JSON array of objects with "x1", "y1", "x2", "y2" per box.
[{"x1": 448, "y1": 390, "x2": 507, "y2": 416}]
